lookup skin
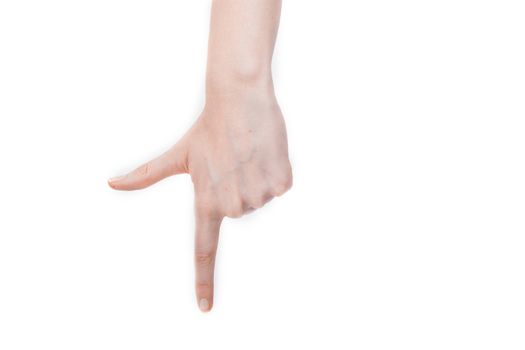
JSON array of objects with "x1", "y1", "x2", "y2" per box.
[{"x1": 108, "y1": 0, "x2": 291, "y2": 312}]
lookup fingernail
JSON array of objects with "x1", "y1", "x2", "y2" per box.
[
  {"x1": 108, "y1": 176, "x2": 123, "y2": 183},
  {"x1": 199, "y1": 298, "x2": 210, "y2": 312}
]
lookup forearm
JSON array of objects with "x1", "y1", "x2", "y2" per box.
[{"x1": 205, "y1": 0, "x2": 282, "y2": 97}]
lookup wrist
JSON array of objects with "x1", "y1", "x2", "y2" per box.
[{"x1": 205, "y1": 64, "x2": 275, "y2": 100}]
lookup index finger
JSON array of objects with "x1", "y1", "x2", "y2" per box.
[{"x1": 194, "y1": 205, "x2": 222, "y2": 312}]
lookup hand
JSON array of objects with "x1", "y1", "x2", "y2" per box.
[{"x1": 108, "y1": 92, "x2": 292, "y2": 312}]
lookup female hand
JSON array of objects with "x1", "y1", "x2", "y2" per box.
[
  {"x1": 108, "y1": 91, "x2": 292, "y2": 312},
  {"x1": 109, "y1": 0, "x2": 288, "y2": 312}
]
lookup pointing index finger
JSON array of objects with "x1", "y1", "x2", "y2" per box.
[{"x1": 194, "y1": 206, "x2": 222, "y2": 312}]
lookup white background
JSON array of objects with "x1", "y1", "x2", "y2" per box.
[{"x1": 1, "y1": 1, "x2": 524, "y2": 349}]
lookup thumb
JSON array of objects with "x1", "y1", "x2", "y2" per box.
[{"x1": 108, "y1": 143, "x2": 187, "y2": 191}]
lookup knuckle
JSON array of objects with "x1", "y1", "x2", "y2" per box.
[
  {"x1": 273, "y1": 171, "x2": 293, "y2": 196},
  {"x1": 195, "y1": 251, "x2": 214, "y2": 267},
  {"x1": 250, "y1": 195, "x2": 268, "y2": 209},
  {"x1": 195, "y1": 281, "x2": 212, "y2": 294},
  {"x1": 251, "y1": 201, "x2": 264, "y2": 209},
  {"x1": 135, "y1": 163, "x2": 150, "y2": 178}
]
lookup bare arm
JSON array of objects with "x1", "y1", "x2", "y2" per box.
[
  {"x1": 109, "y1": 0, "x2": 291, "y2": 312},
  {"x1": 206, "y1": 0, "x2": 281, "y2": 95}
]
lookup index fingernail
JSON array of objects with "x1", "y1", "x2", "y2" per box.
[{"x1": 199, "y1": 298, "x2": 210, "y2": 312}]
